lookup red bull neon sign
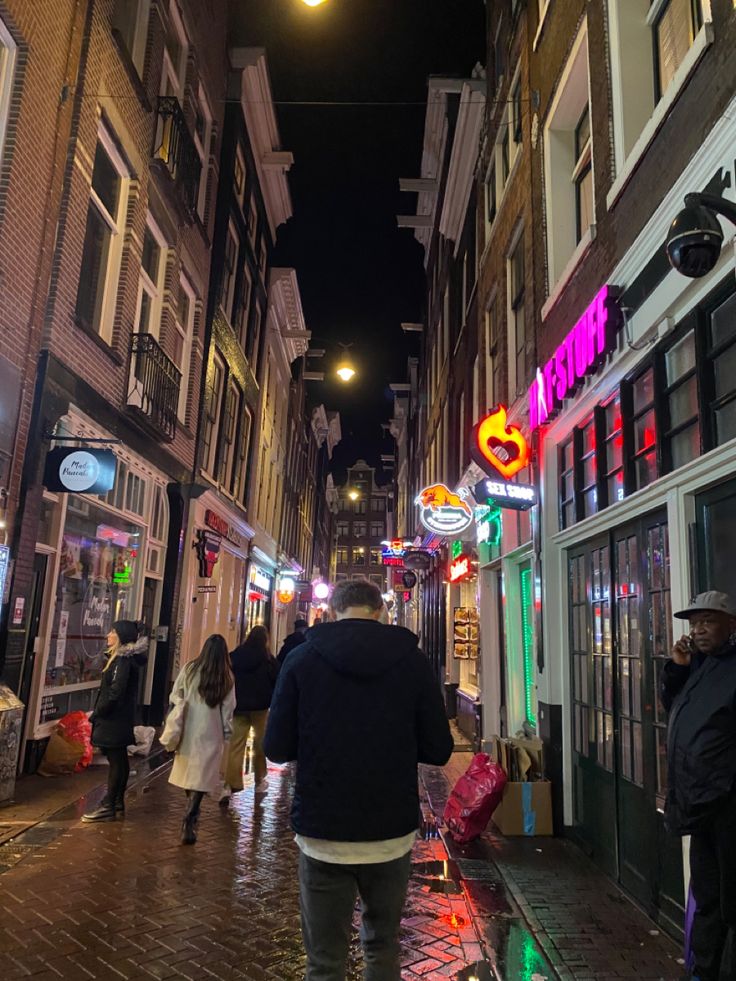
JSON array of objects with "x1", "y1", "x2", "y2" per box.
[{"x1": 415, "y1": 484, "x2": 474, "y2": 535}]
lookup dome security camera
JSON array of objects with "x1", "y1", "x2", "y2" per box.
[{"x1": 666, "y1": 192, "x2": 736, "y2": 279}]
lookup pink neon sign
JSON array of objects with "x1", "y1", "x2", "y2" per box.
[{"x1": 528, "y1": 285, "x2": 622, "y2": 431}]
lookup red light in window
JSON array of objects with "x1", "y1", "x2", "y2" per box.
[
  {"x1": 622, "y1": 583, "x2": 629, "y2": 595},
  {"x1": 614, "y1": 435, "x2": 623, "y2": 449},
  {"x1": 616, "y1": 472, "x2": 623, "y2": 482},
  {"x1": 613, "y1": 415, "x2": 622, "y2": 430},
  {"x1": 643, "y1": 427, "x2": 655, "y2": 449}
]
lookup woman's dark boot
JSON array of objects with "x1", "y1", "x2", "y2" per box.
[
  {"x1": 82, "y1": 799, "x2": 116, "y2": 823},
  {"x1": 180, "y1": 792, "x2": 202, "y2": 845}
]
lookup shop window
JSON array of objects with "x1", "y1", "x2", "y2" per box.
[
  {"x1": 220, "y1": 221, "x2": 239, "y2": 323},
  {"x1": 707, "y1": 290, "x2": 736, "y2": 446},
  {"x1": 628, "y1": 367, "x2": 658, "y2": 490},
  {"x1": 75, "y1": 127, "x2": 130, "y2": 342},
  {"x1": 602, "y1": 395, "x2": 625, "y2": 506},
  {"x1": 369, "y1": 546, "x2": 382, "y2": 566},
  {"x1": 336, "y1": 547, "x2": 348, "y2": 565},
  {"x1": 111, "y1": 0, "x2": 151, "y2": 78},
  {"x1": 569, "y1": 553, "x2": 589, "y2": 757},
  {"x1": 519, "y1": 565, "x2": 537, "y2": 727},
  {"x1": 542, "y1": 23, "x2": 592, "y2": 291},
  {"x1": 150, "y1": 484, "x2": 167, "y2": 543},
  {"x1": 174, "y1": 275, "x2": 195, "y2": 423},
  {"x1": 578, "y1": 415, "x2": 598, "y2": 518},
  {"x1": 202, "y1": 352, "x2": 224, "y2": 477},
  {"x1": 352, "y1": 547, "x2": 366, "y2": 566},
  {"x1": 353, "y1": 522, "x2": 366, "y2": 538},
  {"x1": 663, "y1": 328, "x2": 700, "y2": 470},
  {"x1": 370, "y1": 521, "x2": 383, "y2": 538},
  {"x1": 654, "y1": 0, "x2": 703, "y2": 100}
]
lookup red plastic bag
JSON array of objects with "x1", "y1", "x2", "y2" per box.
[
  {"x1": 443, "y1": 753, "x2": 507, "y2": 844},
  {"x1": 58, "y1": 711, "x2": 93, "y2": 771}
]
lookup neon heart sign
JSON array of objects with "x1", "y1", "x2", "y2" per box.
[{"x1": 470, "y1": 405, "x2": 531, "y2": 480}]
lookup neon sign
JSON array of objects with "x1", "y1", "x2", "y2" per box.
[
  {"x1": 474, "y1": 478, "x2": 537, "y2": 512},
  {"x1": 415, "y1": 484, "x2": 474, "y2": 535},
  {"x1": 471, "y1": 404, "x2": 530, "y2": 479},
  {"x1": 476, "y1": 506, "x2": 502, "y2": 546},
  {"x1": 449, "y1": 555, "x2": 472, "y2": 583},
  {"x1": 528, "y1": 284, "x2": 622, "y2": 430}
]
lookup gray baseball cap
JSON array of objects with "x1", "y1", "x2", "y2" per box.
[{"x1": 674, "y1": 591, "x2": 736, "y2": 619}]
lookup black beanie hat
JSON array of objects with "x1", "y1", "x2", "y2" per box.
[{"x1": 112, "y1": 619, "x2": 139, "y2": 646}]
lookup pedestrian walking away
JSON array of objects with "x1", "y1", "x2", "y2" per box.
[
  {"x1": 661, "y1": 590, "x2": 736, "y2": 981},
  {"x1": 82, "y1": 620, "x2": 149, "y2": 823},
  {"x1": 277, "y1": 617, "x2": 309, "y2": 666},
  {"x1": 160, "y1": 634, "x2": 236, "y2": 845},
  {"x1": 264, "y1": 579, "x2": 453, "y2": 981},
  {"x1": 223, "y1": 624, "x2": 280, "y2": 802}
]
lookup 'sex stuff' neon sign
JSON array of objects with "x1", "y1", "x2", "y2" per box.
[{"x1": 528, "y1": 285, "x2": 622, "y2": 431}]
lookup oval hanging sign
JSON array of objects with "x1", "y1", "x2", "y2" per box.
[{"x1": 415, "y1": 484, "x2": 473, "y2": 536}]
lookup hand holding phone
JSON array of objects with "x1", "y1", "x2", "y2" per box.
[{"x1": 672, "y1": 634, "x2": 694, "y2": 666}]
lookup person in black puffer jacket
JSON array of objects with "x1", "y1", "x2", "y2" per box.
[
  {"x1": 264, "y1": 579, "x2": 453, "y2": 981},
  {"x1": 661, "y1": 591, "x2": 736, "y2": 981},
  {"x1": 223, "y1": 625, "x2": 280, "y2": 801},
  {"x1": 82, "y1": 619, "x2": 148, "y2": 823}
]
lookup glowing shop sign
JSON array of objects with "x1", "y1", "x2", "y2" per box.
[
  {"x1": 448, "y1": 555, "x2": 472, "y2": 583},
  {"x1": 471, "y1": 405, "x2": 530, "y2": 479},
  {"x1": 415, "y1": 484, "x2": 474, "y2": 536},
  {"x1": 475, "y1": 478, "x2": 537, "y2": 512},
  {"x1": 528, "y1": 285, "x2": 622, "y2": 431},
  {"x1": 476, "y1": 506, "x2": 502, "y2": 546}
]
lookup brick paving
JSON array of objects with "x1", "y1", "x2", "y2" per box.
[{"x1": 0, "y1": 762, "x2": 486, "y2": 980}]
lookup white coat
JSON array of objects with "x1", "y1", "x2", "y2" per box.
[{"x1": 163, "y1": 665, "x2": 236, "y2": 794}]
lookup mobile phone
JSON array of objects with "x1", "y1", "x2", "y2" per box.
[{"x1": 683, "y1": 635, "x2": 696, "y2": 654}]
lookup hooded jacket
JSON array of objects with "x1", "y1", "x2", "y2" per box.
[
  {"x1": 277, "y1": 629, "x2": 307, "y2": 666},
  {"x1": 230, "y1": 640, "x2": 280, "y2": 713},
  {"x1": 661, "y1": 643, "x2": 736, "y2": 834},
  {"x1": 90, "y1": 636, "x2": 148, "y2": 748},
  {"x1": 263, "y1": 619, "x2": 453, "y2": 842}
]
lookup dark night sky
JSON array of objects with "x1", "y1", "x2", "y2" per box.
[{"x1": 231, "y1": 1, "x2": 486, "y2": 483}]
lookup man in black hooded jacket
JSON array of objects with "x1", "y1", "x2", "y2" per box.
[
  {"x1": 661, "y1": 591, "x2": 736, "y2": 981},
  {"x1": 264, "y1": 579, "x2": 453, "y2": 981}
]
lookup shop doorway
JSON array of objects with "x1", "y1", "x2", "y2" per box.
[
  {"x1": 695, "y1": 477, "x2": 736, "y2": 591},
  {"x1": 568, "y1": 511, "x2": 683, "y2": 932}
]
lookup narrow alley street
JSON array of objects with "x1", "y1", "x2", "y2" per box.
[{"x1": 0, "y1": 755, "x2": 685, "y2": 981}]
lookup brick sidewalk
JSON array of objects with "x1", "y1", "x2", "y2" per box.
[{"x1": 423, "y1": 753, "x2": 686, "y2": 981}]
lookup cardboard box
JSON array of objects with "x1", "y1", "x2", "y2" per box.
[{"x1": 492, "y1": 780, "x2": 553, "y2": 836}]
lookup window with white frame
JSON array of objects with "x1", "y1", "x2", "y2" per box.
[
  {"x1": 542, "y1": 23, "x2": 592, "y2": 292},
  {"x1": 75, "y1": 127, "x2": 130, "y2": 342},
  {"x1": 136, "y1": 218, "x2": 166, "y2": 338},
  {"x1": 111, "y1": 0, "x2": 150, "y2": 78},
  {"x1": 654, "y1": 0, "x2": 703, "y2": 100},
  {"x1": 160, "y1": 0, "x2": 187, "y2": 99},
  {"x1": 174, "y1": 275, "x2": 195, "y2": 422},
  {"x1": 508, "y1": 231, "x2": 527, "y2": 397},
  {"x1": 193, "y1": 84, "x2": 212, "y2": 221},
  {"x1": 202, "y1": 352, "x2": 224, "y2": 476},
  {"x1": 220, "y1": 220, "x2": 239, "y2": 322}
]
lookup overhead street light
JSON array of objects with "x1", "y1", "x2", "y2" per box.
[
  {"x1": 336, "y1": 342, "x2": 356, "y2": 383},
  {"x1": 301, "y1": 0, "x2": 328, "y2": 6}
]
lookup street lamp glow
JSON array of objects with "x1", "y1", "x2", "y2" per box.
[
  {"x1": 348, "y1": 489, "x2": 359, "y2": 501},
  {"x1": 302, "y1": 0, "x2": 328, "y2": 5},
  {"x1": 336, "y1": 365, "x2": 355, "y2": 382}
]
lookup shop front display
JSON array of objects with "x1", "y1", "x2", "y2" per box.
[{"x1": 246, "y1": 562, "x2": 273, "y2": 632}]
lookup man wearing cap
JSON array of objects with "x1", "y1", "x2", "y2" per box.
[
  {"x1": 277, "y1": 618, "x2": 309, "y2": 666},
  {"x1": 661, "y1": 591, "x2": 736, "y2": 981}
]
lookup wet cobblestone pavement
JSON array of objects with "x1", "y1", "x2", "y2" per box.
[{"x1": 0, "y1": 763, "x2": 490, "y2": 980}]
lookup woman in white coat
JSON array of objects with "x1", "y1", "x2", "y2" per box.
[{"x1": 161, "y1": 634, "x2": 235, "y2": 844}]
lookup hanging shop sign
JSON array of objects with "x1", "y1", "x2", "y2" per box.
[
  {"x1": 470, "y1": 404, "x2": 531, "y2": 479},
  {"x1": 401, "y1": 570, "x2": 417, "y2": 589},
  {"x1": 248, "y1": 564, "x2": 272, "y2": 600},
  {"x1": 474, "y1": 477, "x2": 537, "y2": 512},
  {"x1": 448, "y1": 554, "x2": 473, "y2": 583},
  {"x1": 312, "y1": 581, "x2": 330, "y2": 601},
  {"x1": 476, "y1": 505, "x2": 502, "y2": 546},
  {"x1": 415, "y1": 484, "x2": 474, "y2": 536},
  {"x1": 528, "y1": 284, "x2": 622, "y2": 431},
  {"x1": 43, "y1": 448, "x2": 117, "y2": 495},
  {"x1": 204, "y1": 509, "x2": 243, "y2": 548},
  {"x1": 403, "y1": 549, "x2": 432, "y2": 571},
  {"x1": 277, "y1": 576, "x2": 296, "y2": 604},
  {"x1": 194, "y1": 529, "x2": 221, "y2": 578}
]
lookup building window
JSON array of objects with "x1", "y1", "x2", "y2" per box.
[
  {"x1": 353, "y1": 522, "x2": 366, "y2": 538},
  {"x1": 248, "y1": 194, "x2": 258, "y2": 247},
  {"x1": 485, "y1": 297, "x2": 503, "y2": 409},
  {"x1": 220, "y1": 221, "x2": 239, "y2": 322},
  {"x1": 369, "y1": 574, "x2": 383, "y2": 587},
  {"x1": 337, "y1": 521, "x2": 349, "y2": 537},
  {"x1": 160, "y1": 0, "x2": 187, "y2": 99},
  {"x1": 352, "y1": 547, "x2": 366, "y2": 566},
  {"x1": 500, "y1": 124, "x2": 510, "y2": 186},
  {"x1": 542, "y1": 24, "x2": 592, "y2": 291},
  {"x1": 136, "y1": 218, "x2": 166, "y2": 337},
  {"x1": 573, "y1": 105, "x2": 593, "y2": 244},
  {"x1": 494, "y1": 20, "x2": 505, "y2": 87},
  {"x1": 371, "y1": 496, "x2": 383, "y2": 512},
  {"x1": 234, "y1": 266, "x2": 252, "y2": 350},
  {"x1": 370, "y1": 546, "x2": 382, "y2": 566},
  {"x1": 174, "y1": 276, "x2": 195, "y2": 423},
  {"x1": 233, "y1": 145, "x2": 246, "y2": 205},
  {"x1": 511, "y1": 75, "x2": 523, "y2": 147},
  {"x1": 707, "y1": 290, "x2": 736, "y2": 447},
  {"x1": 218, "y1": 380, "x2": 241, "y2": 490},
  {"x1": 111, "y1": 0, "x2": 150, "y2": 78},
  {"x1": 485, "y1": 160, "x2": 497, "y2": 232},
  {"x1": 628, "y1": 367, "x2": 658, "y2": 490},
  {"x1": 231, "y1": 405, "x2": 251, "y2": 504},
  {"x1": 602, "y1": 395, "x2": 624, "y2": 506},
  {"x1": 654, "y1": 0, "x2": 702, "y2": 100},
  {"x1": 75, "y1": 128, "x2": 130, "y2": 342},
  {"x1": 579, "y1": 415, "x2": 598, "y2": 518},
  {"x1": 355, "y1": 498, "x2": 367, "y2": 515},
  {"x1": 246, "y1": 303, "x2": 262, "y2": 367},
  {"x1": 202, "y1": 353, "x2": 224, "y2": 476},
  {"x1": 336, "y1": 547, "x2": 348, "y2": 566},
  {"x1": 663, "y1": 329, "x2": 700, "y2": 470},
  {"x1": 370, "y1": 521, "x2": 383, "y2": 538},
  {"x1": 559, "y1": 437, "x2": 575, "y2": 529},
  {"x1": 193, "y1": 85, "x2": 213, "y2": 222},
  {"x1": 508, "y1": 232, "x2": 526, "y2": 396}
]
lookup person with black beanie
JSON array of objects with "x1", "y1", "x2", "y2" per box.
[{"x1": 82, "y1": 619, "x2": 148, "y2": 822}]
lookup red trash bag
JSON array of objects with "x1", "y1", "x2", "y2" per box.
[
  {"x1": 58, "y1": 711, "x2": 93, "y2": 771},
  {"x1": 443, "y1": 753, "x2": 507, "y2": 844}
]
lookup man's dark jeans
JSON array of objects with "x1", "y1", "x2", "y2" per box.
[
  {"x1": 690, "y1": 795, "x2": 736, "y2": 980},
  {"x1": 298, "y1": 850, "x2": 412, "y2": 981}
]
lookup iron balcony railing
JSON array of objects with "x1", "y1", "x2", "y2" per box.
[
  {"x1": 153, "y1": 96, "x2": 201, "y2": 217},
  {"x1": 126, "y1": 332, "x2": 181, "y2": 442}
]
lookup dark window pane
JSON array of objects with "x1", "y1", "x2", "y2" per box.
[
  {"x1": 668, "y1": 375, "x2": 698, "y2": 428},
  {"x1": 606, "y1": 438, "x2": 623, "y2": 472},
  {"x1": 714, "y1": 344, "x2": 736, "y2": 399},
  {"x1": 75, "y1": 203, "x2": 111, "y2": 329},
  {"x1": 607, "y1": 472, "x2": 625, "y2": 504},
  {"x1": 582, "y1": 488, "x2": 597, "y2": 517},
  {"x1": 141, "y1": 227, "x2": 160, "y2": 281},
  {"x1": 665, "y1": 330, "x2": 696, "y2": 384},
  {"x1": 92, "y1": 143, "x2": 121, "y2": 217},
  {"x1": 562, "y1": 502, "x2": 575, "y2": 528},
  {"x1": 710, "y1": 291, "x2": 736, "y2": 349},
  {"x1": 581, "y1": 420, "x2": 595, "y2": 455},
  {"x1": 715, "y1": 400, "x2": 736, "y2": 445},
  {"x1": 583, "y1": 455, "x2": 596, "y2": 486},
  {"x1": 671, "y1": 423, "x2": 700, "y2": 469},
  {"x1": 633, "y1": 368, "x2": 655, "y2": 413},
  {"x1": 636, "y1": 451, "x2": 657, "y2": 488},
  {"x1": 634, "y1": 409, "x2": 657, "y2": 452}
]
